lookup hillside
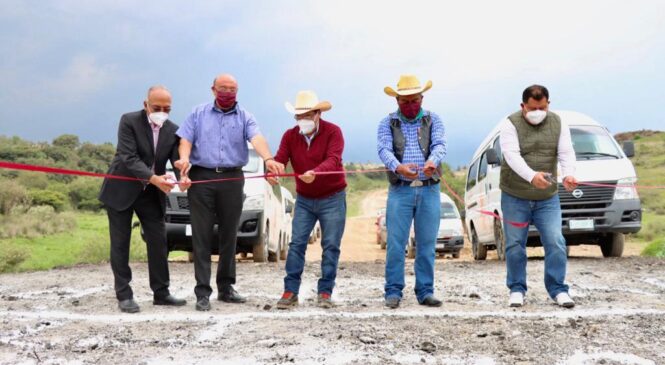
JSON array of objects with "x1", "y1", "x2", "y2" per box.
[{"x1": 621, "y1": 130, "x2": 665, "y2": 256}]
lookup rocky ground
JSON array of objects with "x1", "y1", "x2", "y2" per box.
[
  {"x1": 2, "y1": 255, "x2": 664, "y2": 365},
  {"x1": 2, "y1": 190, "x2": 664, "y2": 364}
]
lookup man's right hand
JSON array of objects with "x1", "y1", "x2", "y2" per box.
[
  {"x1": 174, "y1": 159, "x2": 190, "y2": 176},
  {"x1": 531, "y1": 172, "x2": 553, "y2": 190},
  {"x1": 149, "y1": 175, "x2": 176, "y2": 194},
  {"x1": 395, "y1": 163, "x2": 418, "y2": 180}
]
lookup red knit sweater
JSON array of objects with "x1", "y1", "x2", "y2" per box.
[{"x1": 274, "y1": 119, "x2": 347, "y2": 199}]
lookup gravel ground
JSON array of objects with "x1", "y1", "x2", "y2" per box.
[{"x1": 2, "y1": 256, "x2": 665, "y2": 365}]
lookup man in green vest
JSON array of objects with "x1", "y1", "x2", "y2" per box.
[{"x1": 499, "y1": 84, "x2": 578, "y2": 308}]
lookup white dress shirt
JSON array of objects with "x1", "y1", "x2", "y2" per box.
[{"x1": 499, "y1": 116, "x2": 576, "y2": 183}]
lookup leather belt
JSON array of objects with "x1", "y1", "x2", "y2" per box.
[
  {"x1": 392, "y1": 179, "x2": 439, "y2": 187},
  {"x1": 196, "y1": 166, "x2": 242, "y2": 173}
]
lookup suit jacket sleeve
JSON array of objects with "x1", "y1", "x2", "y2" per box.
[{"x1": 117, "y1": 114, "x2": 154, "y2": 181}]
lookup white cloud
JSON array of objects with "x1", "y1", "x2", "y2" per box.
[{"x1": 43, "y1": 54, "x2": 117, "y2": 103}]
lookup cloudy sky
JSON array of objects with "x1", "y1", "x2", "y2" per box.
[{"x1": 1, "y1": 0, "x2": 664, "y2": 167}]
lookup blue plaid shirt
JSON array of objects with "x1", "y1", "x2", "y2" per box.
[{"x1": 377, "y1": 109, "x2": 447, "y2": 181}]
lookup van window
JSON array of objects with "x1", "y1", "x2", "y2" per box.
[
  {"x1": 571, "y1": 126, "x2": 622, "y2": 159},
  {"x1": 466, "y1": 160, "x2": 478, "y2": 191},
  {"x1": 243, "y1": 150, "x2": 261, "y2": 173},
  {"x1": 440, "y1": 202, "x2": 459, "y2": 219},
  {"x1": 272, "y1": 184, "x2": 282, "y2": 201},
  {"x1": 492, "y1": 137, "x2": 502, "y2": 164},
  {"x1": 478, "y1": 153, "x2": 488, "y2": 181}
]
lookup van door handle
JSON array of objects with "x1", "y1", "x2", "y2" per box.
[{"x1": 468, "y1": 202, "x2": 478, "y2": 209}]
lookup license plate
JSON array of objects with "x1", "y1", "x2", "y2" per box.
[
  {"x1": 185, "y1": 225, "x2": 192, "y2": 236},
  {"x1": 569, "y1": 219, "x2": 594, "y2": 231}
]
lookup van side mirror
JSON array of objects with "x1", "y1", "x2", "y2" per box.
[
  {"x1": 285, "y1": 204, "x2": 293, "y2": 214},
  {"x1": 459, "y1": 210, "x2": 466, "y2": 219},
  {"x1": 623, "y1": 141, "x2": 635, "y2": 158},
  {"x1": 486, "y1": 148, "x2": 500, "y2": 165}
]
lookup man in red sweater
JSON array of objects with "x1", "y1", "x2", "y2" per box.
[{"x1": 272, "y1": 90, "x2": 347, "y2": 309}]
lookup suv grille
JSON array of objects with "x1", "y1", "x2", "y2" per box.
[{"x1": 177, "y1": 196, "x2": 190, "y2": 210}]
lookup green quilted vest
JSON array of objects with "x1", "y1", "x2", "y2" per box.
[{"x1": 499, "y1": 111, "x2": 561, "y2": 200}]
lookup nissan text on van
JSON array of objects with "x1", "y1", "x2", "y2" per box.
[{"x1": 464, "y1": 111, "x2": 641, "y2": 260}]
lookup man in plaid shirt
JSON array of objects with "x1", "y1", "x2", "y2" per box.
[{"x1": 377, "y1": 74, "x2": 447, "y2": 309}]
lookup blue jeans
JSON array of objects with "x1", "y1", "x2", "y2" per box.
[
  {"x1": 501, "y1": 192, "x2": 569, "y2": 299},
  {"x1": 283, "y1": 190, "x2": 346, "y2": 295},
  {"x1": 385, "y1": 184, "x2": 440, "y2": 303}
]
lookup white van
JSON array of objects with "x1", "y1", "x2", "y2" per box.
[
  {"x1": 279, "y1": 187, "x2": 295, "y2": 260},
  {"x1": 164, "y1": 145, "x2": 288, "y2": 263},
  {"x1": 464, "y1": 110, "x2": 641, "y2": 260},
  {"x1": 407, "y1": 193, "x2": 465, "y2": 259}
]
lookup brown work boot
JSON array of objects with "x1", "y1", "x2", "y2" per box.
[
  {"x1": 317, "y1": 292, "x2": 335, "y2": 309},
  {"x1": 276, "y1": 291, "x2": 298, "y2": 310}
]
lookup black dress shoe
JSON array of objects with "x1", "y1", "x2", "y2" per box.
[
  {"x1": 419, "y1": 296, "x2": 443, "y2": 307},
  {"x1": 195, "y1": 297, "x2": 210, "y2": 311},
  {"x1": 118, "y1": 299, "x2": 140, "y2": 313},
  {"x1": 218, "y1": 286, "x2": 247, "y2": 303},
  {"x1": 153, "y1": 295, "x2": 187, "y2": 306}
]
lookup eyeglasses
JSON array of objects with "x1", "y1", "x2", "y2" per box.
[{"x1": 149, "y1": 105, "x2": 171, "y2": 113}]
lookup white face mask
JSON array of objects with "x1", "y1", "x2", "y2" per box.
[
  {"x1": 525, "y1": 110, "x2": 547, "y2": 125},
  {"x1": 148, "y1": 112, "x2": 168, "y2": 127},
  {"x1": 297, "y1": 119, "x2": 316, "y2": 135}
]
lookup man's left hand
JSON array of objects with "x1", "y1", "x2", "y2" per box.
[
  {"x1": 265, "y1": 159, "x2": 285, "y2": 175},
  {"x1": 298, "y1": 170, "x2": 316, "y2": 184},
  {"x1": 423, "y1": 160, "x2": 438, "y2": 177},
  {"x1": 563, "y1": 176, "x2": 578, "y2": 192}
]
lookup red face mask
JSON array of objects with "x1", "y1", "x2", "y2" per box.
[
  {"x1": 399, "y1": 101, "x2": 422, "y2": 119},
  {"x1": 215, "y1": 91, "x2": 236, "y2": 109}
]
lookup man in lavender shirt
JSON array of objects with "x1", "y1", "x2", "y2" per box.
[{"x1": 175, "y1": 74, "x2": 284, "y2": 311}]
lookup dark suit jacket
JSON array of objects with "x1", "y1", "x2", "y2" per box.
[{"x1": 99, "y1": 110, "x2": 180, "y2": 212}]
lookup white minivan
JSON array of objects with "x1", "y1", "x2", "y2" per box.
[{"x1": 464, "y1": 110, "x2": 641, "y2": 260}]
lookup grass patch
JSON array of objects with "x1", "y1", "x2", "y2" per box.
[
  {"x1": 642, "y1": 238, "x2": 665, "y2": 257},
  {"x1": 0, "y1": 211, "x2": 148, "y2": 273}
]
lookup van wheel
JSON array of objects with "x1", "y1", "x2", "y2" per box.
[
  {"x1": 407, "y1": 238, "x2": 416, "y2": 259},
  {"x1": 471, "y1": 228, "x2": 487, "y2": 261},
  {"x1": 452, "y1": 252, "x2": 460, "y2": 259},
  {"x1": 380, "y1": 237, "x2": 387, "y2": 250},
  {"x1": 600, "y1": 233, "x2": 624, "y2": 258},
  {"x1": 187, "y1": 252, "x2": 194, "y2": 263},
  {"x1": 253, "y1": 227, "x2": 269, "y2": 263},
  {"x1": 268, "y1": 231, "x2": 280, "y2": 263},
  {"x1": 494, "y1": 219, "x2": 506, "y2": 261}
]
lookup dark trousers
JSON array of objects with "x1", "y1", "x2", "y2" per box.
[
  {"x1": 188, "y1": 167, "x2": 244, "y2": 299},
  {"x1": 106, "y1": 185, "x2": 170, "y2": 301}
]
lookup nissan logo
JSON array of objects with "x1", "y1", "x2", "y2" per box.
[{"x1": 572, "y1": 189, "x2": 584, "y2": 199}]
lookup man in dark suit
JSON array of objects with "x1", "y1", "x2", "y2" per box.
[{"x1": 99, "y1": 85, "x2": 186, "y2": 313}]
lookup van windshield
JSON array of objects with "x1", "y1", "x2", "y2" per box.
[
  {"x1": 441, "y1": 202, "x2": 459, "y2": 219},
  {"x1": 571, "y1": 126, "x2": 622, "y2": 160},
  {"x1": 243, "y1": 151, "x2": 262, "y2": 173}
]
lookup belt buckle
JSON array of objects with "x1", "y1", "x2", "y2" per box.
[{"x1": 410, "y1": 180, "x2": 423, "y2": 187}]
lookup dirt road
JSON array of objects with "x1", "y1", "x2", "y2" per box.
[{"x1": 1, "y1": 190, "x2": 664, "y2": 364}]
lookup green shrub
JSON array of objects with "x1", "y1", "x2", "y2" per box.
[
  {"x1": 28, "y1": 190, "x2": 68, "y2": 211},
  {"x1": 68, "y1": 178, "x2": 103, "y2": 210},
  {"x1": 0, "y1": 179, "x2": 31, "y2": 214},
  {"x1": 0, "y1": 246, "x2": 30, "y2": 272},
  {"x1": 642, "y1": 238, "x2": 665, "y2": 257}
]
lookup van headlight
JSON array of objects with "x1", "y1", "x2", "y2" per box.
[
  {"x1": 613, "y1": 177, "x2": 639, "y2": 200},
  {"x1": 243, "y1": 195, "x2": 264, "y2": 210}
]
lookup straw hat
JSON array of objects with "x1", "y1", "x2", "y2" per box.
[
  {"x1": 384, "y1": 74, "x2": 433, "y2": 97},
  {"x1": 284, "y1": 90, "x2": 332, "y2": 115}
]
